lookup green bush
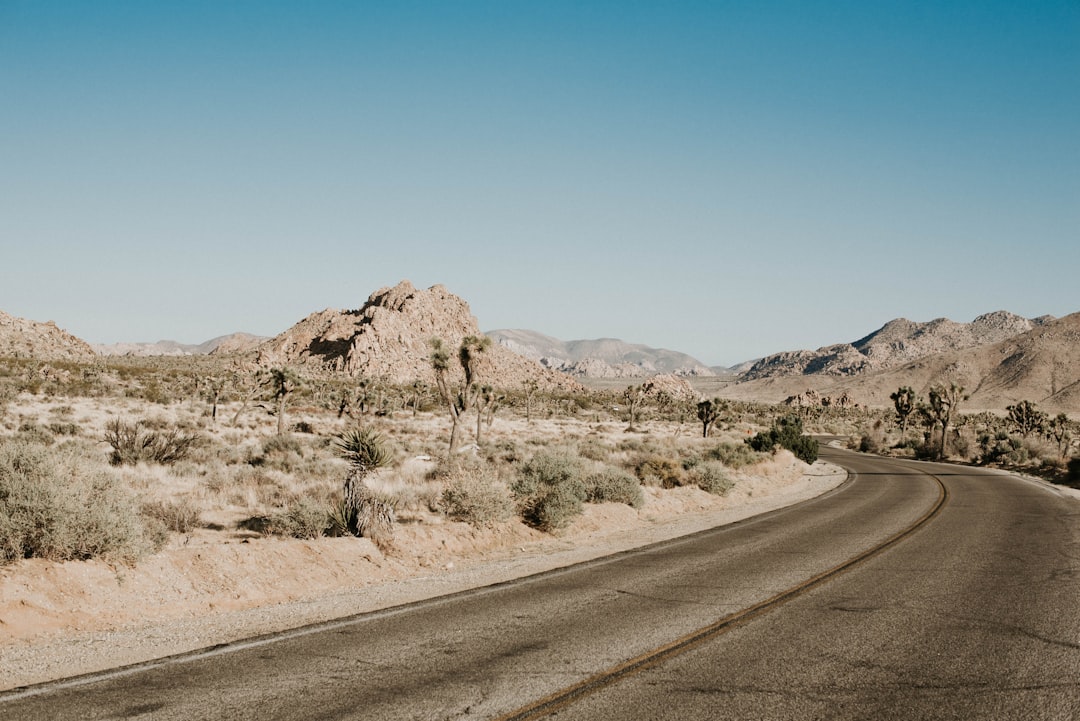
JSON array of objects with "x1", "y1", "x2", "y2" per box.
[
  {"x1": 0, "y1": 441, "x2": 165, "y2": 564},
  {"x1": 511, "y1": 450, "x2": 587, "y2": 531},
  {"x1": 686, "y1": 461, "x2": 735, "y2": 496},
  {"x1": 746, "y1": 416, "x2": 819, "y2": 464},
  {"x1": 584, "y1": 467, "x2": 644, "y2": 508},
  {"x1": 440, "y1": 471, "x2": 514, "y2": 527}
]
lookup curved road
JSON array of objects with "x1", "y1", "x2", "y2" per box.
[{"x1": 2, "y1": 447, "x2": 1078, "y2": 720}]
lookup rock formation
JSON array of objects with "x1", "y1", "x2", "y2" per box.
[
  {"x1": 743, "y1": 311, "x2": 1045, "y2": 380},
  {"x1": 0, "y1": 310, "x2": 95, "y2": 361},
  {"x1": 255, "y1": 281, "x2": 582, "y2": 391}
]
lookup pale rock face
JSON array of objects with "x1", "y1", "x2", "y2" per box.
[
  {"x1": 0, "y1": 310, "x2": 96, "y2": 361},
  {"x1": 255, "y1": 281, "x2": 582, "y2": 391},
  {"x1": 744, "y1": 311, "x2": 1041, "y2": 381},
  {"x1": 639, "y1": 374, "x2": 698, "y2": 402}
]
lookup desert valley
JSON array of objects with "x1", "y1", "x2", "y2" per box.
[{"x1": 1, "y1": 280, "x2": 1078, "y2": 691}]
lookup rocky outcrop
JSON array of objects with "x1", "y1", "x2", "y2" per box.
[
  {"x1": 640, "y1": 374, "x2": 699, "y2": 403},
  {"x1": 255, "y1": 281, "x2": 582, "y2": 391},
  {"x1": 488, "y1": 329, "x2": 715, "y2": 378},
  {"x1": 743, "y1": 311, "x2": 1044, "y2": 381},
  {"x1": 0, "y1": 310, "x2": 95, "y2": 361}
]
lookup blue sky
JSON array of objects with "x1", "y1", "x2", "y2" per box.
[{"x1": 2, "y1": 1, "x2": 1077, "y2": 366}]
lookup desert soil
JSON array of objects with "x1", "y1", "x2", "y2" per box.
[{"x1": 0, "y1": 450, "x2": 845, "y2": 692}]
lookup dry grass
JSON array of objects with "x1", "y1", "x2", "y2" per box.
[{"x1": 0, "y1": 364, "x2": 825, "y2": 562}]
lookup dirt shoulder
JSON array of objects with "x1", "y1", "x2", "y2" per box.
[{"x1": 0, "y1": 453, "x2": 845, "y2": 691}]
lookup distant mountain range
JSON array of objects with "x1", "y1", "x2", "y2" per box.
[
  {"x1": 92, "y1": 333, "x2": 266, "y2": 357},
  {"x1": 2, "y1": 292, "x2": 1077, "y2": 412},
  {"x1": 487, "y1": 329, "x2": 716, "y2": 378},
  {"x1": 741, "y1": 311, "x2": 1050, "y2": 380},
  {"x1": 724, "y1": 311, "x2": 1080, "y2": 413}
]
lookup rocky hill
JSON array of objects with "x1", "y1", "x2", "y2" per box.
[
  {"x1": 487, "y1": 329, "x2": 715, "y2": 378},
  {"x1": 724, "y1": 312, "x2": 1080, "y2": 413},
  {"x1": 255, "y1": 281, "x2": 582, "y2": 391},
  {"x1": 93, "y1": 333, "x2": 266, "y2": 357},
  {"x1": 742, "y1": 311, "x2": 1047, "y2": 380},
  {"x1": 0, "y1": 310, "x2": 95, "y2": 361}
]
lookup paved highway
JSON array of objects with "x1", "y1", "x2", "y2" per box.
[{"x1": 2, "y1": 447, "x2": 1077, "y2": 720}]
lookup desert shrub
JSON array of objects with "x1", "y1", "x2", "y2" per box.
[
  {"x1": 633, "y1": 453, "x2": 685, "y2": 488},
  {"x1": 439, "y1": 470, "x2": 514, "y2": 527},
  {"x1": 47, "y1": 422, "x2": 81, "y2": 437},
  {"x1": 705, "y1": 442, "x2": 762, "y2": 469},
  {"x1": 0, "y1": 441, "x2": 165, "y2": 564},
  {"x1": 857, "y1": 434, "x2": 881, "y2": 454},
  {"x1": 142, "y1": 497, "x2": 202, "y2": 534},
  {"x1": 511, "y1": 449, "x2": 587, "y2": 531},
  {"x1": 104, "y1": 418, "x2": 201, "y2": 466},
  {"x1": 15, "y1": 422, "x2": 54, "y2": 447},
  {"x1": 328, "y1": 491, "x2": 396, "y2": 544},
  {"x1": 978, "y1": 432, "x2": 1026, "y2": 466},
  {"x1": 686, "y1": 460, "x2": 735, "y2": 496},
  {"x1": 1067, "y1": 457, "x2": 1080, "y2": 486},
  {"x1": 264, "y1": 498, "x2": 329, "y2": 539},
  {"x1": 747, "y1": 416, "x2": 819, "y2": 464},
  {"x1": 577, "y1": 438, "x2": 613, "y2": 463},
  {"x1": 583, "y1": 467, "x2": 643, "y2": 508}
]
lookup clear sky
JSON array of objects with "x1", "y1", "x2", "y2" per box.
[{"x1": 2, "y1": 1, "x2": 1077, "y2": 366}]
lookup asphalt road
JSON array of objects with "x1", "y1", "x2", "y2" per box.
[{"x1": 2, "y1": 447, "x2": 1077, "y2": 720}]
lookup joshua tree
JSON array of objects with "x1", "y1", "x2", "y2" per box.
[
  {"x1": 202, "y1": 375, "x2": 227, "y2": 422},
  {"x1": 268, "y1": 367, "x2": 301, "y2": 435},
  {"x1": 522, "y1": 379, "x2": 539, "y2": 424},
  {"x1": 697, "y1": 397, "x2": 726, "y2": 438},
  {"x1": 927, "y1": 383, "x2": 968, "y2": 460},
  {"x1": 1007, "y1": 400, "x2": 1047, "y2": 439},
  {"x1": 623, "y1": 385, "x2": 643, "y2": 432},
  {"x1": 1047, "y1": 413, "x2": 1075, "y2": 460},
  {"x1": 430, "y1": 335, "x2": 490, "y2": 462},
  {"x1": 475, "y1": 384, "x2": 503, "y2": 444},
  {"x1": 332, "y1": 427, "x2": 395, "y2": 542},
  {"x1": 890, "y1": 386, "x2": 917, "y2": 444}
]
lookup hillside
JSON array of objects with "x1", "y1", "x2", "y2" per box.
[
  {"x1": 742, "y1": 311, "x2": 1046, "y2": 380},
  {"x1": 255, "y1": 281, "x2": 581, "y2": 391},
  {"x1": 725, "y1": 312, "x2": 1080, "y2": 413},
  {"x1": 0, "y1": 310, "x2": 95, "y2": 361},
  {"x1": 487, "y1": 329, "x2": 715, "y2": 378}
]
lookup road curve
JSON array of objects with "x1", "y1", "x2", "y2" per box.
[{"x1": 1, "y1": 448, "x2": 1077, "y2": 720}]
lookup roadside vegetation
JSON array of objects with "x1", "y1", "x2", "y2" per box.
[
  {"x1": 7, "y1": 354, "x2": 1073, "y2": 566},
  {"x1": 848, "y1": 386, "x2": 1080, "y2": 485}
]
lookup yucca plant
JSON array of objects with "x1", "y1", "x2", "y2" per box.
[
  {"x1": 333, "y1": 427, "x2": 396, "y2": 543},
  {"x1": 334, "y1": 427, "x2": 394, "y2": 475}
]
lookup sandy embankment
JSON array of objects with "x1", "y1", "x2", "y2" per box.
[{"x1": 0, "y1": 451, "x2": 845, "y2": 691}]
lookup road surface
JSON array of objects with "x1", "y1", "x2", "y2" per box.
[{"x1": 2, "y1": 447, "x2": 1077, "y2": 719}]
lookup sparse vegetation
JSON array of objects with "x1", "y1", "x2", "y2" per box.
[
  {"x1": 103, "y1": 418, "x2": 202, "y2": 466},
  {"x1": 747, "y1": 415, "x2": 819, "y2": 465},
  {"x1": 584, "y1": 467, "x2": 644, "y2": 508},
  {"x1": 0, "y1": 440, "x2": 166, "y2": 564},
  {"x1": 439, "y1": 469, "x2": 515, "y2": 526},
  {"x1": 512, "y1": 449, "x2": 588, "y2": 531}
]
